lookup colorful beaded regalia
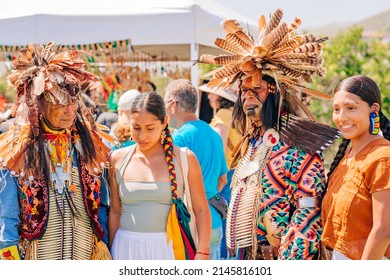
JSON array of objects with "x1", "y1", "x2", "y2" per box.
[
  {"x1": 0, "y1": 42, "x2": 115, "y2": 260},
  {"x1": 196, "y1": 9, "x2": 340, "y2": 259}
]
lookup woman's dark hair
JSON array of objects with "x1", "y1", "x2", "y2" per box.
[
  {"x1": 327, "y1": 75, "x2": 390, "y2": 180},
  {"x1": 130, "y1": 91, "x2": 166, "y2": 123},
  {"x1": 219, "y1": 98, "x2": 235, "y2": 109},
  {"x1": 232, "y1": 75, "x2": 279, "y2": 136},
  {"x1": 334, "y1": 75, "x2": 382, "y2": 108}
]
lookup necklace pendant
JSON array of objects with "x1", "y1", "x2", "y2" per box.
[
  {"x1": 57, "y1": 182, "x2": 65, "y2": 195},
  {"x1": 50, "y1": 166, "x2": 70, "y2": 195}
]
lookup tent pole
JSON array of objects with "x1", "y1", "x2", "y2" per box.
[{"x1": 190, "y1": 42, "x2": 200, "y2": 116}]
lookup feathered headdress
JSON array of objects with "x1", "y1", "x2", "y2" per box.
[
  {"x1": 0, "y1": 95, "x2": 7, "y2": 114},
  {"x1": 0, "y1": 42, "x2": 117, "y2": 177},
  {"x1": 7, "y1": 42, "x2": 98, "y2": 135},
  {"x1": 199, "y1": 9, "x2": 327, "y2": 89},
  {"x1": 196, "y1": 9, "x2": 341, "y2": 154}
]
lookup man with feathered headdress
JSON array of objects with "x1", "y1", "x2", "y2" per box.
[
  {"x1": 196, "y1": 9, "x2": 340, "y2": 260},
  {"x1": 0, "y1": 42, "x2": 116, "y2": 260}
]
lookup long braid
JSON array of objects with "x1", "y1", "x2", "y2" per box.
[
  {"x1": 327, "y1": 138, "x2": 350, "y2": 182},
  {"x1": 379, "y1": 111, "x2": 390, "y2": 141},
  {"x1": 162, "y1": 127, "x2": 178, "y2": 202}
]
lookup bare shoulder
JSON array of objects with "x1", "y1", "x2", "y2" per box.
[
  {"x1": 173, "y1": 146, "x2": 194, "y2": 157},
  {"x1": 109, "y1": 146, "x2": 133, "y2": 167},
  {"x1": 181, "y1": 147, "x2": 199, "y2": 164},
  {"x1": 186, "y1": 148, "x2": 197, "y2": 160},
  {"x1": 172, "y1": 146, "x2": 181, "y2": 155}
]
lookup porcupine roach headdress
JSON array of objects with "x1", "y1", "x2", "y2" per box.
[
  {"x1": 196, "y1": 8, "x2": 340, "y2": 154},
  {"x1": 0, "y1": 42, "x2": 116, "y2": 178}
]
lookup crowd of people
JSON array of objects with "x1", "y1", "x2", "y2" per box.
[{"x1": 0, "y1": 8, "x2": 389, "y2": 261}]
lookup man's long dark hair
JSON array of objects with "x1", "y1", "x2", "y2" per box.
[{"x1": 232, "y1": 75, "x2": 279, "y2": 136}]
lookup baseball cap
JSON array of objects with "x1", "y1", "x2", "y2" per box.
[{"x1": 118, "y1": 89, "x2": 140, "y2": 111}]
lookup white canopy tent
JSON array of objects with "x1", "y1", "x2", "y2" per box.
[{"x1": 0, "y1": 0, "x2": 257, "y2": 90}]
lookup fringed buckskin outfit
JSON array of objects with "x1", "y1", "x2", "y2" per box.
[
  {"x1": 0, "y1": 43, "x2": 115, "y2": 260},
  {"x1": 196, "y1": 8, "x2": 341, "y2": 259}
]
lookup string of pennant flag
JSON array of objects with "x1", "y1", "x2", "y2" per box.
[{"x1": 0, "y1": 39, "x2": 133, "y2": 62}]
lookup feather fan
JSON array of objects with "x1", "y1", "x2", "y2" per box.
[{"x1": 279, "y1": 114, "x2": 341, "y2": 154}]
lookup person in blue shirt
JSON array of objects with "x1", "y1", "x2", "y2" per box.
[{"x1": 164, "y1": 79, "x2": 228, "y2": 260}]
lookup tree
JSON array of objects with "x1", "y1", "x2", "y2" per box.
[{"x1": 311, "y1": 26, "x2": 390, "y2": 122}]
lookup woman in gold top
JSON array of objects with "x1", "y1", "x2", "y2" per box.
[{"x1": 322, "y1": 75, "x2": 390, "y2": 260}]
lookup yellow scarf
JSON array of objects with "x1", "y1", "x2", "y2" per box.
[
  {"x1": 41, "y1": 120, "x2": 74, "y2": 171},
  {"x1": 166, "y1": 204, "x2": 186, "y2": 260}
]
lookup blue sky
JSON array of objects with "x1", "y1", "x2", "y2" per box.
[{"x1": 213, "y1": 0, "x2": 390, "y2": 29}]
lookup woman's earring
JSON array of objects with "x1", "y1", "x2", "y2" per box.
[
  {"x1": 160, "y1": 130, "x2": 166, "y2": 144},
  {"x1": 369, "y1": 111, "x2": 380, "y2": 135}
]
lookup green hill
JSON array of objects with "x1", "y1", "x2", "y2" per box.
[
  {"x1": 307, "y1": 9, "x2": 390, "y2": 38},
  {"x1": 358, "y1": 9, "x2": 390, "y2": 34}
]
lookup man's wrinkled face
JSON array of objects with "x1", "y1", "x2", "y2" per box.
[
  {"x1": 42, "y1": 100, "x2": 78, "y2": 129},
  {"x1": 240, "y1": 78, "x2": 269, "y2": 122}
]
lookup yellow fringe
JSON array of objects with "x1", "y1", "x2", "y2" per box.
[
  {"x1": 166, "y1": 204, "x2": 186, "y2": 260},
  {"x1": 91, "y1": 236, "x2": 112, "y2": 260}
]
